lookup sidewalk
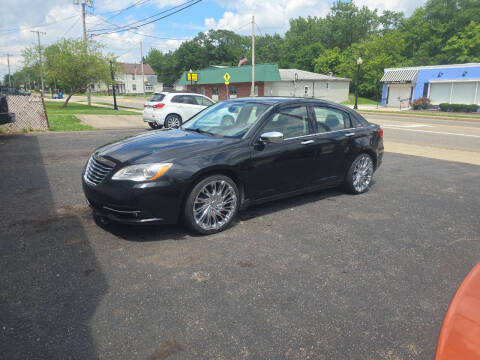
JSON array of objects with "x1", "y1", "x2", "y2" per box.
[{"x1": 75, "y1": 114, "x2": 148, "y2": 130}]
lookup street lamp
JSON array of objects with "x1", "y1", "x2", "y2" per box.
[
  {"x1": 354, "y1": 56, "x2": 363, "y2": 110},
  {"x1": 189, "y1": 69, "x2": 193, "y2": 91}
]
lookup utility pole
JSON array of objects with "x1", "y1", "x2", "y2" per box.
[
  {"x1": 250, "y1": 16, "x2": 255, "y2": 96},
  {"x1": 6, "y1": 54, "x2": 12, "y2": 88},
  {"x1": 31, "y1": 30, "x2": 46, "y2": 96},
  {"x1": 140, "y1": 40, "x2": 145, "y2": 95},
  {"x1": 75, "y1": 0, "x2": 93, "y2": 105}
]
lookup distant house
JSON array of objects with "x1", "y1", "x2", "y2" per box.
[
  {"x1": 176, "y1": 64, "x2": 350, "y2": 103},
  {"x1": 91, "y1": 62, "x2": 163, "y2": 95}
]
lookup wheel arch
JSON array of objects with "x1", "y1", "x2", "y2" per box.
[
  {"x1": 178, "y1": 166, "x2": 244, "y2": 221},
  {"x1": 344, "y1": 148, "x2": 378, "y2": 181},
  {"x1": 165, "y1": 113, "x2": 183, "y2": 126}
]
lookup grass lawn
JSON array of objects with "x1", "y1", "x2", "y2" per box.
[
  {"x1": 46, "y1": 101, "x2": 138, "y2": 131},
  {"x1": 341, "y1": 94, "x2": 379, "y2": 105}
]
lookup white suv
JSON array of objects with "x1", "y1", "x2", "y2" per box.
[{"x1": 143, "y1": 92, "x2": 215, "y2": 129}]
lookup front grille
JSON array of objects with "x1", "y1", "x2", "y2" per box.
[{"x1": 84, "y1": 155, "x2": 114, "y2": 185}]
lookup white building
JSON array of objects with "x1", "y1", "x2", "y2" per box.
[
  {"x1": 92, "y1": 63, "x2": 163, "y2": 95},
  {"x1": 265, "y1": 69, "x2": 350, "y2": 103}
]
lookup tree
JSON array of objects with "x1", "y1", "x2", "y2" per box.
[
  {"x1": 313, "y1": 47, "x2": 344, "y2": 75},
  {"x1": 443, "y1": 21, "x2": 480, "y2": 63},
  {"x1": 254, "y1": 34, "x2": 284, "y2": 64},
  {"x1": 325, "y1": 1, "x2": 379, "y2": 49},
  {"x1": 36, "y1": 39, "x2": 110, "y2": 107}
]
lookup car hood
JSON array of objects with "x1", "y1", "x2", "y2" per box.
[{"x1": 95, "y1": 128, "x2": 238, "y2": 164}]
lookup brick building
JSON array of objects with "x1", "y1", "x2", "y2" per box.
[{"x1": 177, "y1": 64, "x2": 350, "y2": 103}]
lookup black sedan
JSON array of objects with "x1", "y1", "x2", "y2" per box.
[{"x1": 83, "y1": 97, "x2": 383, "y2": 234}]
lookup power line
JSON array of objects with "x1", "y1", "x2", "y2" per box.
[
  {"x1": 255, "y1": 23, "x2": 264, "y2": 37},
  {"x1": 88, "y1": 14, "x2": 191, "y2": 40},
  {"x1": 89, "y1": 0, "x2": 198, "y2": 33},
  {"x1": 90, "y1": 0, "x2": 203, "y2": 36},
  {"x1": 61, "y1": 17, "x2": 81, "y2": 38},
  {"x1": 230, "y1": 22, "x2": 252, "y2": 33},
  {"x1": 0, "y1": 14, "x2": 79, "y2": 35},
  {"x1": 104, "y1": 0, "x2": 152, "y2": 21}
]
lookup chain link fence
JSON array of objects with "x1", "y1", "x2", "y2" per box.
[{"x1": 0, "y1": 95, "x2": 49, "y2": 132}]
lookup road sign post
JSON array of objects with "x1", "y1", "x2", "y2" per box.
[{"x1": 224, "y1": 73, "x2": 231, "y2": 99}]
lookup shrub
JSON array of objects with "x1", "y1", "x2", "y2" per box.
[
  {"x1": 439, "y1": 103, "x2": 479, "y2": 112},
  {"x1": 412, "y1": 97, "x2": 431, "y2": 110}
]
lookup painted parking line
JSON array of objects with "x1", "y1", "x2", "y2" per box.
[
  {"x1": 382, "y1": 126, "x2": 480, "y2": 138},
  {"x1": 381, "y1": 124, "x2": 433, "y2": 128}
]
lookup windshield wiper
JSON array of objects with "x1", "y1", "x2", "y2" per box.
[{"x1": 184, "y1": 128, "x2": 217, "y2": 137}]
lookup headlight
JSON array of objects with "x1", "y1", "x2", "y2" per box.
[{"x1": 111, "y1": 163, "x2": 172, "y2": 181}]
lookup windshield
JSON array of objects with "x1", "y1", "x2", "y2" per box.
[{"x1": 181, "y1": 101, "x2": 270, "y2": 138}]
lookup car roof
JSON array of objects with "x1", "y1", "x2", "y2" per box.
[{"x1": 218, "y1": 96, "x2": 352, "y2": 110}]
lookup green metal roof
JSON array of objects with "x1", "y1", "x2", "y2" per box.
[{"x1": 177, "y1": 64, "x2": 282, "y2": 85}]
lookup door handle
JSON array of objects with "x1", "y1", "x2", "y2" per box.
[
  {"x1": 345, "y1": 132, "x2": 355, "y2": 137},
  {"x1": 301, "y1": 140, "x2": 314, "y2": 145}
]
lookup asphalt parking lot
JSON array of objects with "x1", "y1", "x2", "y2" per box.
[{"x1": 1, "y1": 130, "x2": 479, "y2": 359}]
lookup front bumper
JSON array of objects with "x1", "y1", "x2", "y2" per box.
[{"x1": 82, "y1": 176, "x2": 185, "y2": 225}]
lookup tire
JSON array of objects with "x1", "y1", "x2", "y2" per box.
[
  {"x1": 184, "y1": 175, "x2": 239, "y2": 235},
  {"x1": 164, "y1": 114, "x2": 182, "y2": 128},
  {"x1": 345, "y1": 153, "x2": 374, "y2": 194},
  {"x1": 148, "y1": 122, "x2": 161, "y2": 129}
]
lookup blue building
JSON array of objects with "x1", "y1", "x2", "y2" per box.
[{"x1": 380, "y1": 63, "x2": 480, "y2": 108}]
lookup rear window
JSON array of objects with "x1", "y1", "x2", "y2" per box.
[{"x1": 149, "y1": 94, "x2": 165, "y2": 102}]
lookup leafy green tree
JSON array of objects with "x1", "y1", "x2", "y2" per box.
[
  {"x1": 296, "y1": 43, "x2": 325, "y2": 72},
  {"x1": 325, "y1": 1, "x2": 379, "y2": 49},
  {"x1": 313, "y1": 48, "x2": 344, "y2": 75},
  {"x1": 443, "y1": 21, "x2": 480, "y2": 63},
  {"x1": 23, "y1": 39, "x2": 110, "y2": 106},
  {"x1": 254, "y1": 34, "x2": 284, "y2": 64},
  {"x1": 282, "y1": 16, "x2": 328, "y2": 68}
]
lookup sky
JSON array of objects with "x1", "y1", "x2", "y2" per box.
[{"x1": 0, "y1": 0, "x2": 426, "y2": 80}]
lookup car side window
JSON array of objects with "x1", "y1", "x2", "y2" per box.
[
  {"x1": 184, "y1": 96, "x2": 198, "y2": 105},
  {"x1": 201, "y1": 97, "x2": 214, "y2": 106},
  {"x1": 313, "y1": 106, "x2": 350, "y2": 133},
  {"x1": 194, "y1": 96, "x2": 213, "y2": 106},
  {"x1": 262, "y1": 106, "x2": 311, "y2": 139},
  {"x1": 171, "y1": 95, "x2": 184, "y2": 104}
]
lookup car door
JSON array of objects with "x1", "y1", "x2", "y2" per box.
[
  {"x1": 247, "y1": 104, "x2": 316, "y2": 200},
  {"x1": 184, "y1": 95, "x2": 205, "y2": 119},
  {"x1": 310, "y1": 105, "x2": 353, "y2": 184}
]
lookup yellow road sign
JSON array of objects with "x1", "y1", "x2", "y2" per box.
[
  {"x1": 187, "y1": 73, "x2": 198, "y2": 81},
  {"x1": 224, "y1": 72, "x2": 231, "y2": 84}
]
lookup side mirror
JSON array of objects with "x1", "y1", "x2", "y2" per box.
[{"x1": 260, "y1": 131, "x2": 284, "y2": 144}]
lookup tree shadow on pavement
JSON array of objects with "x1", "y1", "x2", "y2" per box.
[{"x1": 0, "y1": 134, "x2": 107, "y2": 359}]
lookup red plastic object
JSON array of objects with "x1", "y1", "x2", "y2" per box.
[{"x1": 436, "y1": 262, "x2": 480, "y2": 360}]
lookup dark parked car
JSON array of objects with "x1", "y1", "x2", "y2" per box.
[
  {"x1": 83, "y1": 97, "x2": 383, "y2": 234},
  {"x1": 0, "y1": 95, "x2": 15, "y2": 125}
]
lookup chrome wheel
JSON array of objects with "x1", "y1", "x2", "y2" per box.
[
  {"x1": 165, "y1": 115, "x2": 181, "y2": 128},
  {"x1": 193, "y1": 180, "x2": 237, "y2": 231},
  {"x1": 352, "y1": 155, "x2": 373, "y2": 193}
]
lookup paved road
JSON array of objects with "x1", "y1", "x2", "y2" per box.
[
  {"x1": 363, "y1": 113, "x2": 480, "y2": 153},
  {"x1": 1, "y1": 130, "x2": 479, "y2": 359}
]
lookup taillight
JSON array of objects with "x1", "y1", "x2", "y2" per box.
[
  {"x1": 153, "y1": 103, "x2": 165, "y2": 109},
  {"x1": 378, "y1": 127, "x2": 383, "y2": 139}
]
